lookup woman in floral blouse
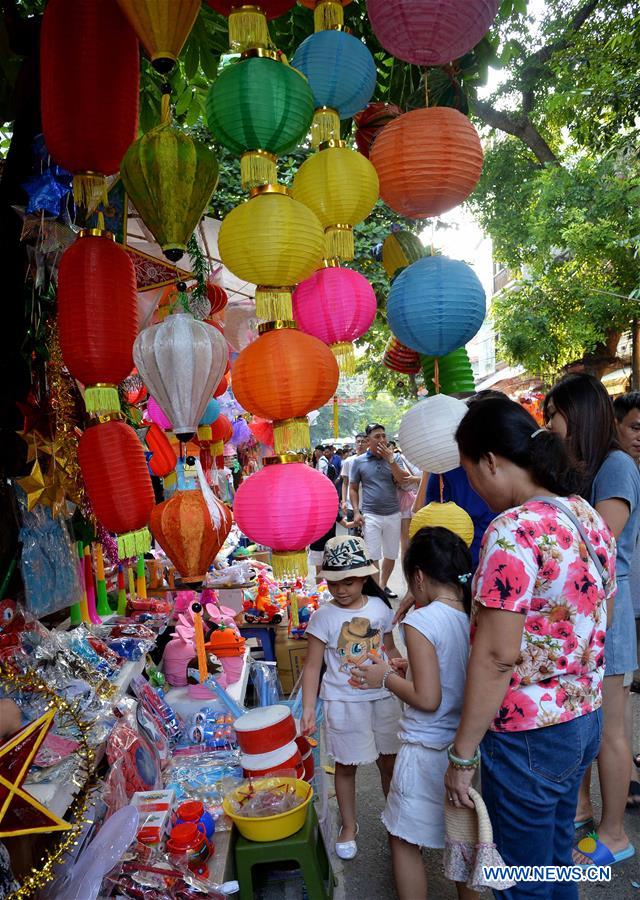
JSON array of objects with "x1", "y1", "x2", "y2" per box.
[{"x1": 444, "y1": 397, "x2": 616, "y2": 899}]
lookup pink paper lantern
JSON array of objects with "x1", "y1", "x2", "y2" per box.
[
  {"x1": 293, "y1": 267, "x2": 377, "y2": 375},
  {"x1": 147, "y1": 396, "x2": 172, "y2": 430},
  {"x1": 366, "y1": 0, "x2": 500, "y2": 66},
  {"x1": 233, "y1": 463, "x2": 338, "y2": 580}
]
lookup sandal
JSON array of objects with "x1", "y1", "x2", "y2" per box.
[
  {"x1": 573, "y1": 834, "x2": 635, "y2": 867},
  {"x1": 627, "y1": 781, "x2": 640, "y2": 809}
]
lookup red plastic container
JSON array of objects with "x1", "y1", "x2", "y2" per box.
[{"x1": 234, "y1": 705, "x2": 296, "y2": 755}]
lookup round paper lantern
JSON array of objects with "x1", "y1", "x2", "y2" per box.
[
  {"x1": 354, "y1": 102, "x2": 402, "y2": 158},
  {"x1": 213, "y1": 371, "x2": 231, "y2": 399},
  {"x1": 409, "y1": 501, "x2": 474, "y2": 545},
  {"x1": 421, "y1": 348, "x2": 476, "y2": 397},
  {"x1": 206, "y1": 54, "x2": 313, "y2": 189},
  {"x1": 206, "y1": 1, "x2": 296, "y2": 51},
  {"x1": 298, "y1": 0, "x2": 352, "y2": 30},
  {"x1": 207, "y1": 280, "x2": 228, "y2": 315},
  {"x1": 145, "y1": 422, "x2": 178, "y2": 477},
  {"x1": 382, "y1": 230, "x2": 426, "y2": 278},
  {"x1": 150, "y1": 489, "x2": 233, "y2": 582},
  {"x1": 292, "y1": 30, "x2": 376, "y2": 146},
  {"x1": 293, "y1": 266, "x2": 376, "y2": 373},
  {"x1": 121, "y1": 93, "x2": 219, "y2": 261},
  {"x1": 134, "y1": 313, "x2": 229, "y2": 440},
  {"x1": 292, "y1": 142, "x2": 379, "y2": 260},
  {"x1": 78, "y1": 419, "x2": 155, "y2": 557},
  {"x1": 370, "y1": 107, "x2": 483, "y2": 219},
  {"x1": 387, "y1": 256, "x2": 486, "y2": 357},
  {"x1": 58, "y1": 231, "x2": 138, "y2": 415},
  {"x1": 200, "y1": 398, "x2": 221, "y2": 426},
  {"x1": 366, "y1": 0, "x2": 500, "y2": 66},
  {"x1": 41, "y1": 0, "x2": 139, "y2": 205},
  {"x1": 398, "y1": 394, "x2": 468, "y2": 474},
  {"x1": 116, "y1": 0, "x2": 200, "y2": 73},
  {"x1": 232, "y1": 323, "x2": 339, "y2": 452},
  {"x1": 233, "y1": 461, "x2": 338, "y2": 578},
  {"x1": 147, "y1": 396, "x2": 172, "y2": 430},
  {"x1": 218, "y1": 185, "x2": 324, "y2": 320},
  {"x1": 383, "y1": 336, "x2": 421, "y2": 375},
  {"x1": 248, "y1": 416, "x2": 274, "y2": 448}
]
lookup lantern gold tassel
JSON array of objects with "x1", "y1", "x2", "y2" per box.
[
  {"x1": 325, "y1": 224, "x2": 354, "y2": 260},
  {"x1": 197, "y1": 425, "x2": 212, "y2": 441},
  {"x1": 255, "y1": 287, "x2": 294, "y2": 320},
  {"x1": 117, "y1": 527, "x2": 151, "y2": 560},
  {"x1": 331, "y1": 341, "x2": 356, "y2": 375},
  {"x1": 229, "y1": 6, "x2": 271, "y2": 52},
  {"x1": 84, "y1": 384, "x2": 120, "y2": 416},
  {"x1": 311, "y1": 107, "x2": 340, "y2": 148},
  {"x1": 211, "y1": 439, "x2": 224, "y2": 457},
  {"x1": 274, "y1": 416, "x2": 310, "y2": 453},
  {"x1": 271, "y1": 550, "x2": 308, "y2": 580},
  {"x1": 314, "y1": 0, "x2": 345, "y2": 31},
  {"x1": 241, "y1": 149, "x2": 277, "y2": 190},
  {"x1": 72, "y1": 173, "x2": 108, "y2": 209}
]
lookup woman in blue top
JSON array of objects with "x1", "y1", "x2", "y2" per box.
[{"x1": 545, "y1": 373, "x2": 640, "y2": 866}]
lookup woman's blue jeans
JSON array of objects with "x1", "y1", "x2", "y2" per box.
[{"x1": 481, "y1": 709, "x2": 603, "y2": 899}]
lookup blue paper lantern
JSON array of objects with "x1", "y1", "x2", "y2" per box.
[
  {"x1": 199, "y1": 398, "x2": 220, "y2": 426},
  {"x1": 387, "y1": 256, "x2": 486, "y2": 357},
  {"x1": 292, "y1": 30, "x2": 376, "y2": 145}
]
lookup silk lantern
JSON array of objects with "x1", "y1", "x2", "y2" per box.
[
  {"x1": 382, "y1": 230, "x2": 426, "y2": 278},
  {"x1": 298, "y1": 0, "x2": 352, "y2": 30},
  {"x1": 150, "y1": 489, "x2": 232, "y2": 583},
  {"x1": 292, "y1": 141, "x2": 379, "y2": 260},
  {"x1": 293, "y1": 266, "x2": 376, "y2": 374},
  {"x1": 58, "y1": 230, "x2": 138, "y2": 415},
  {"x1": 383, "y1": 336, "x2": 421, "y2": 375},
  {"x1": 206, "y1": 53, "x2": 313, "y2": 189},
  {"x1": 233, "y1": 460, "x2": 338, "y2": 578},
  {"x1": 78, "y1": 419, "x2": 155, "y2": 557},
  {"x1": 205, "y1": 1, "x2": 296, "y2": 51},
  {"x1": 145, "y1": 423, "x2": 178, "y2": 477},
  {"x1": 370, "y1": 107, "x2": 483, "y2": 219},
  {"x1": 41, "y1": 0, "x2": 139, "y2": 206},
  {"x1": 366, "y1": 0, "x2": 500, "y2": 66},
  {"x1": 134, "y1": 313, "x2": 229, "y2": 440},
  {"x1": 387, "y1": 256, "x2": 486, "y2": 357},
  {"x1": 232, "y1": 323, "x2": 339, "y2": 452},
  {"x1": 218, "y1": 185, "x2": 324, "y2": 320},
  {"x1": 292, "y1": 30, "x2": 376, "y2": 146},
  {"x1": 354, "y1": 102, "x2": 402, "y2": 158},
  {"x1": 399, "y1": 394, "x2": 467, "y2": 474},
  {"x1": 421, "y1": 348, "x2": 476, "y2": 397},
  {"x1": 409, "y1": 502, "x2": 474, "y2": 545},
  {"x1": 121, "y1": 91, "x2": 219, "y2": 261},
  {"x1": 116, "y1": 0, "x2": 200, "y2": 73}
]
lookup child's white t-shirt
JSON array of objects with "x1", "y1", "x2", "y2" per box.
[
  {"x1": 399, "y1": 601, "x2": 470, "y2": 750},
  {"x1": 305, "y1": 596, "x2": 394, "y2": 702}
]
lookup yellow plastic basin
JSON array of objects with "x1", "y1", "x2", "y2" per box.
[{"x1": 223, "y1": 777, "x2": 313, "y2": 842}]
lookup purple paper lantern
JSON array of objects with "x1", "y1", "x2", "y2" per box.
[{"x1": 366, "y1": 0, "x2": 500, "y2": 66}]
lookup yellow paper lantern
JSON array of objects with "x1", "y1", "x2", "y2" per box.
[
  {"x1": 217, "y1": 184, "x2": 325, "y2": 320},
  {"x1": 116, "y1": 0, "x2": 201, "y2": 73},
  {"x1": 409, "y1": 501, "x2": 474, "y2": 546},
  {"x1": 292, "y1": 140, "x2": 379, "y2": 260}
]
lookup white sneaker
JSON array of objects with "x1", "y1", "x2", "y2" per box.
[{"x1": 335, "y1": 824, "x2": 359, "y2": 860}]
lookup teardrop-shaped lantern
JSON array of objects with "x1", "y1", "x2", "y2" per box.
[
  {"x1": 116, "y1": 0, "x2": 200, "y2": 73},
  {"x1": 133, "y1": 313, "x2": 229, "y2": 440}
]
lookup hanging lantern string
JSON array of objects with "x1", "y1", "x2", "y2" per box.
[
  {"x1": 433, "y1": 357, "x2": 440, "y2": 395},
  {"x1": 424, "y1": 69, "x2": 429, "y2": 108},
  {"x1": 439, "y1": 473, "x2": 444, "y2": 504}
]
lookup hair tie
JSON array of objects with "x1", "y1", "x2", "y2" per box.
[
  {"x1": 531, "y1": 428, "x2": 547, "y2": 438},
  {"x1": 458, "y1": 572, "x2": 472, "y2": 584}
]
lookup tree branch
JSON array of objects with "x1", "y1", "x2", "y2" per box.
[
  {"x1": 473, "y1": 100, "x2": 560, "y2": 165},
  {"x1": 523, "y1": 0, "x2": 600, "y2": 75}
]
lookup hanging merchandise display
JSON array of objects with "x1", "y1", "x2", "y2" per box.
[
  {"x1": 134, "y1": 313, "x2": 229, "y2": 441},
  {"x1": 382, "y1": 336, "x2": 421, "y2": 375},
  {"x1": 206, "y1": 52, "x2": 314, "y2": 190},
  {"x1": 298, "y1": 0, "x2": 352, "y2": 31},
  {"x1": 58, "y1": 228, "x2": 138, "y2": 416},
  {"x1": 409, "y1": 501, "x2": 474, "y2": 545},
  {"x1": 218, "y1": 185, "x2": 324, "y2": 320},
  {"x1": 382, "y1": 230, "x2": 426, "y2": 278},
  {"x1": 232, "y1": 322, "x2": 339, "y2": 452},
  {"x1": 40, "y1": 0, "x2": 139, "y2": 206},
  {"x1": 353, "y1": 101, "x2": 402, "y2": 158},
  {"x1": 366, "y1": 0, "x2": 501, "y2": 67},
  {"x1": 292, "y1": 30, "x2": 376, "y2": 147},
  {"x1": 293, "y1": 265, "x2": 376, "y2": 374},
  {"x1": 398, "y1": 393, "x2": 468, "y2": 474},
  {"x1": 233, "y1": 459, "x2": 338, "y2": 578},
  {"x1": 205, "y1": 0, "x2": 297, "y2": 52},
  {"x1": 121, "y1": 90, "x2": 219, "y2": 262},
  {"x1": 387, "y1": 256, "x2": 486, "y2": 357},
  {"x1": 421, "y1": 348, "x2": 476, "y2": 397},
  {"x1": 292, "y1": 140, "x2": 379, "y2": 260},
  {"x1": 78, "y1": 419, "x2": 155, "y2": 557},
  {"x1": 116, "y1": 0, "x2": 201, "y2": 73},
  {"x1": 370, "y1": 107, "x2": 483, "y2": 219}
]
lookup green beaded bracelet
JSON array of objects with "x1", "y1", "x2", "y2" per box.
[{"x1": 447, "y1": 742, "x2": 481, "y2": 769}]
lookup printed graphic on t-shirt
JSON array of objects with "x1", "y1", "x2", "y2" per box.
[{"x1": 337, "y1": 616, "x2": 382, "y2": 675}]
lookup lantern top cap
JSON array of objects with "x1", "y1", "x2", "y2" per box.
[
  {"x1": 322, "y1": 257, "x2": 341, "y2": 268},
  {"x1": 79, "y1": 228, "x2": 116, "y2": 241},
  {"x1": 258, "y1": 320, "x2": 298, "y2": 335},
  {"x1": 249, "y1": 183, "x2": 291, "y2": 198},
  {"x1": 318, "y1": 139, "x2": 347, "y2": 151},
  {"x1": 240, "y1": 47, "x2": 282, "y2": 62},
  {"x1": 264, "y1": 453, "x2": 301, "y2": 465}
]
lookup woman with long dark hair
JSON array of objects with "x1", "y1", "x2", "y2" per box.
[
  {"x1": 545, "y1": 373, "x2": 640, "y2": 865},
  {"x1": 444, "y1": 397, "x2": 616, "y2": 896}
]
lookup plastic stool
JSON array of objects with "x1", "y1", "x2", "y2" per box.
[
  {"x1": 240, "y1": 625, "x2": 276, "y2": 662},
  {"x1": 234, "y1": 803, "x2": 335, "y2": 900}
]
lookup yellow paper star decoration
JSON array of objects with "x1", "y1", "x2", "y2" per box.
[{"x1": 15, "y1": 460, "x2": 46, "y2": 511}]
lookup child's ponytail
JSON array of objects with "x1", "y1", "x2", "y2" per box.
[{"x1": 403, "y1": 526, "x2": 474, "y2": 616}]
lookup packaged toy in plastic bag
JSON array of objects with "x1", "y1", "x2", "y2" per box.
[{"x1": 19, "y1": 506, "x2": 82, "y2": 617}]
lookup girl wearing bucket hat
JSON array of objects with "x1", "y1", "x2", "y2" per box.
[{"x1": 301, "y1": 535, "x2": 402, "y2": 860}]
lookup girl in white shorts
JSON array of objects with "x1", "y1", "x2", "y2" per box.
[
  {"x1": 354, "y1": 526, "x2": 477, "y2": 900},
  {"x1": 301, "y1": 535, "x2": 402, "y2": 861}
]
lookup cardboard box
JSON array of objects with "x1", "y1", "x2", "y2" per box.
[
  {"x1": 131, "y1": 789, "x2": 174, "y2": 846},
  {"x1": 275, "y1": 627, "x2": 308, "y2": 695}
]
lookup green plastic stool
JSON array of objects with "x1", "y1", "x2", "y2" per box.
[{"x1": 233, "y1": 803, "x2": 336, "y2": 900}]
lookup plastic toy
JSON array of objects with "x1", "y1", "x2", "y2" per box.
[{"x1": 242, "y1": 573, "x2": 283, "y2": 625}]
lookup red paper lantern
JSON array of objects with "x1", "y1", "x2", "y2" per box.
[
  {"x1": 197, "y1": 413, "x2": 232, "y2": 468},
  {"x1": 58, "y1": 232, "x2": 138, "y2": 415},
  {"x1": 213, "y1": 371, "x2": 231, "y2": 398},
  {"x1": 248, "y1": 416, "x2": 274, "y2": 449},
  {"x1": 383, "y1": 336, "x2": 421, "y2": 375},
  {"x1": 41, "y1": 0, "x2": 139, "y2": 205},
  {"x1": 354, "y1": 102, "x2": 402, "y2": 158},
  {"x1": 206, "y1": 280, "x2": 228, "y2": 316},
  {"x1": 145, "y1": 423, "x2": 177, "y2": 477},
  {"x1": 78, "y1": 420, "x2": 155, "y2": 558}
]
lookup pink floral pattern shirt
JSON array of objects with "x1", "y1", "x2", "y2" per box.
[{"x1": 472, "y1": 496, "x2": 617, "y2": 732}]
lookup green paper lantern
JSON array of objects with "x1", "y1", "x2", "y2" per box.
[
  {"x1": 121, "y1": 94, "x2": 219, "y2": 262},
  {"x1": 382, "y1": 230, "x2": 426, "y2": 278},
  {"x1": 421, "y1": 347, "x2": 476, "y2": 397},
  {"x1": 206, "y1": 52, "x2": 314, "y2": 189}
]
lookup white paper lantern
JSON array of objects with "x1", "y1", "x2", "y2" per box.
[
  {"x1": 399, "y1": 394, "x2": 468, "y2": 474},
  {"x1": 134, "y1": 313, "x2": 228, "y2": 440}
]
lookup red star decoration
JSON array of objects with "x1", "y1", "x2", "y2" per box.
[{"x1": 16, "y1": 391, "x2": 53, "y2": 438}]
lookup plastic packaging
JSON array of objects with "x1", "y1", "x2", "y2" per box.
[
  {"x1": 227, "y1": 774, "x2": 305, "y2": 818},
  {"x1": 18, "y1": 506, "x2": 82, "y2": 617},
  {"x1": 249, "y1": 660, "x2": 283, "y2": 707}
]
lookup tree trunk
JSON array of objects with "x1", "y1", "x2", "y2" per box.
[
  {"x1": 632, "y1": 319, "x2": 640, "y2": 391},
  {"x1": 573, "y1": 331, "x2": 622, "y2": 380}
]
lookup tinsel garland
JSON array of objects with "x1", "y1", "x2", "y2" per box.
[
  {"x1": 186, "y1": 233, "x2": 211, "y2": 320},
  {"x1": 47, "y1": 320, "x2": 85, "y2": 507}
]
